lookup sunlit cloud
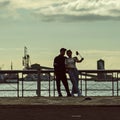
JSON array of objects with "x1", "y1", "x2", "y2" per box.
[{"x1": 0, "y1": 0, "x2": 120, "y2": 21}]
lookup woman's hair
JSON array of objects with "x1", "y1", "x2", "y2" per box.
[{"x1": 66, "y1": 49, "x2": 72, "y2": 54}]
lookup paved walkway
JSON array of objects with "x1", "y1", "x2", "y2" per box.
[
  {"x1": 0, "y1": 96, "x2": 120, "y2": 105},
  {"x1": 0, "y1": 97, "x2": 120, "y2": 120}
]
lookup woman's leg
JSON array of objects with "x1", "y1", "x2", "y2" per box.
[
  {"x1": 74, "y1": 68, "x2": 82, "y2": 96},
  {"x1": 68, "y1": 69, "x2": 78, "y2": 94}
]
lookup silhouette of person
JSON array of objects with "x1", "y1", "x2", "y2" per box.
[
  {"x1": 53, "y1": 48, "x2": 71, "y2": 97},
  {"x1": 65, "y1": 50, "x2": 84, "y2": 96}
]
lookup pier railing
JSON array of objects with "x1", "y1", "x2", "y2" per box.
[
  {"x1": 0, "y1": 69, "x2": 120, "y2": 97},
  {"x1": 78, "y1": 70, "x2": 120, "y2": 96}
]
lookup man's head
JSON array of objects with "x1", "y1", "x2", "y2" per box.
[{"x1": 60, "y1": 48, "x2": 66, "y2": 56}]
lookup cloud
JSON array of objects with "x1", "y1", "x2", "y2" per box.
[
  {"x1": 34, "y1": 0, "x2": 120, "y2": 22},
  {"x1": 0, "y1": 0, "x2": 120, "y2": 22},
  {"x1": 0, "y1": 1, "x2": 10, "y2": 8}
]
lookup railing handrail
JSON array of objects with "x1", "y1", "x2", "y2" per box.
[
  {"x1": 0, "y1": 70, "x2": 39, "y2": 74},
  {"x1": 0, "y1": 69, "x2": 120, "y2": 73}
]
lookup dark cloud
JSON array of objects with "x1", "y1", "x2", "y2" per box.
[
  {"x1": 33, "y1": 13, "x2": 120, "y2": 22},
  {"x1": 72, "y1": 8, "x2": 95, "y2": 12},
  {"x1": 0, "y1": 0, "x2": 120, "y2": 22},
  {"x1": 0, "y1": 1, "x2": 10, "y2": 8},
  {"x1": 110, "y1": 9, "x2": 120, "y2": 15},
  {"x1": 32, "y1": 0, "x2": 120, "y2": 22}
]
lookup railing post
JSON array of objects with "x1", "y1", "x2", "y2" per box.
[
  {"x1": 80, "y1": 73, "x2": 82, "y2": 95},
  {"x1": 53, "y1": 73, "x2": 56, "y2": 97},
  {"x1": 48, "y1": 72, "x2": 51, "y2": 97},
  {"x1": 112, "y1": 72, "x2": 114, "y2": 96},
  {"x1": 85, "y1": 72, "x2": 87, "y2": 96},
  {"x1": 117, "y1": 72, "x2": 119, "y2": 96},
  {"x1": 17, "y1": 73, "x2": 19, "y2": 97},
  {"x1": 22, "y1": 72, "x2": 24, "y2": 97},
  {"x1": 37, "y1": 68, "x2": 41, "y2": 97}
]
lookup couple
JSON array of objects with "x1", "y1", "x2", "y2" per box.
[{"x1": 53, "y1": 48, "x2": 84, "y2": 97}]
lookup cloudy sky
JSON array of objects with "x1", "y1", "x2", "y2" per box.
[{"x1": 0, "y1": 0, "x2": 120, "y2": 70}]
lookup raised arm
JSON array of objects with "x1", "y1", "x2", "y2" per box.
[{"x1": 74, "y1": 57, "x2": 84, "y2": 63}]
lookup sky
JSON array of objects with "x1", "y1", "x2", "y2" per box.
[{"x1": 0, "y1": 0, "x2": 120, "y2": 70}]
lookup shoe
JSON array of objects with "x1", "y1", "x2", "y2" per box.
[
  {"x1": 71, "y1": 94, "x2": 75, "y2": 97},
  {"x1": 78, "y1": 94, "x2": 84, "y2": 97},
  {"x1": 58, "y1": 94, "x2": 63, "y2": 97},
  {"x1": 67, "y1": 93, "x2": 71, "y2": 97},
  {"x1": 78, "y1": 92, "x2": 82, "y2": 97}
]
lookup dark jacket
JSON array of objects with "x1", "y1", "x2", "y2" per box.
[{"x1": 53, "y1": 55, "x2": 66, "y2": 75}]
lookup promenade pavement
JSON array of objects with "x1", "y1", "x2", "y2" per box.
[{"x1": 0, "y1": 97, "x2": 120, "y2": 120}]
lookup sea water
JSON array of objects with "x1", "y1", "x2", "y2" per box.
[{"x1": 0, "y1": 80, "x2": 119, "y2": 97}]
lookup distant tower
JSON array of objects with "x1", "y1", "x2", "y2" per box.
[
  {"x1": 22, "y1": 46, "x2": 30, "y2": 69},
  {"x1": 97, "y1": 59, "x2": 105, "y2": 70},
  {"x1": 97, "y1": 59, "x2": 105, "y2": 80}
]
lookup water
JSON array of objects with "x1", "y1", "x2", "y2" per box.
[{"x1": 0, "y1": 80, "x2": 119, "y2": 97}]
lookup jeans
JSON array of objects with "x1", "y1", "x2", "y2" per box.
[{"x1": 68, "y1": 68, "x2": 81, "y2": 96}]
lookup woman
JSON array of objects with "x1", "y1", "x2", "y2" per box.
[{"x1": 65, "y1": 50, "x2": 84, "y2": 96}]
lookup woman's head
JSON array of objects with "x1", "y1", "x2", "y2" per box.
[{"x1": 66, "y1": 50, "x2": 72, "y2": 57}]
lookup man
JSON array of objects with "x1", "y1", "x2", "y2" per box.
[{"x1": 53, "y1": 48, "x2": 71, "y2": 97}]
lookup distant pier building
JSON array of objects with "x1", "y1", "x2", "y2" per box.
[
  {"x1": 97, "y1": 59, "x2": 105, "y2": 70},
  {"x1": 97, "y1": 59, "x2": 106, "y2": 80}
]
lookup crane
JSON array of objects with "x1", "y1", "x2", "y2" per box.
[{"x1": 22, "y1": 46, "x2": 30, "y2": 69}]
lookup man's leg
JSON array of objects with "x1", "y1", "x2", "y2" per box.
[
  {"x1": 61, "y1": 75, "x2": 71, "y2": 96},
  {"x1": 56, "y1": 76, "x2": 62, "y2": 96}
]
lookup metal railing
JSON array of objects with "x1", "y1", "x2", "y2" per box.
[
  {"x1": 0, "y1": 69, "x2": 120, "y2": 97},
  {"x1": 78, "y1": 70, "x2": 120, "y2": 96},
  {"x1": 0, "y1": 70, "x2": 39, "y2": 97}
]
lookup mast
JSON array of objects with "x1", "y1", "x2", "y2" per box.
[{"x1": 11, "y1": 61, "x2": 13, "y2": 70}]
